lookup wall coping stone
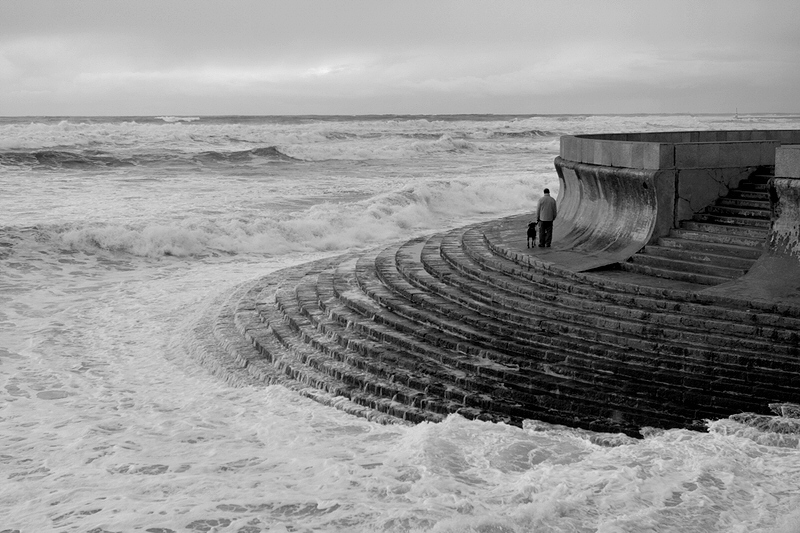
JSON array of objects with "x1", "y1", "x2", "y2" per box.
[{"x1": 561, "y1": 130, "x2": 800, "y2": 170}]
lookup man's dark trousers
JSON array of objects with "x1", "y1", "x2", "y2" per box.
[{"x1": 539, "y1": 221, "x2": 553, "y2": 247}]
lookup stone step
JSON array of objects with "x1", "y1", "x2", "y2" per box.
[
  {"x1": 625, "y1": 252, "x2": 748, "y2": 280},
  {"x1": 657, "y1": 236, "x2": 764, "y2": 259},
  {"x1": 736, "y1": 182, "x2": 769, "y2": 194},
  {"x1": 679, "y1": 221, "x2": 769, "y2": 240},
  {"x1": 425, "y1": 233, "x2": 797, "y2": 359},
  {"x1": 726, "y1": 189, "x2": 769, "y2": 201},
  {"x1": 716, "y1": 197, "x2": 770, "y2": 210},
  {"x1": 692, "y1": 212, "x2": 771, "y2": 228},
  {"x1": 617, "y1": 261, "x2": 731, "y2": 285},
  {"x1": 739, "y1": 172, "x2": 775, "y2": 188},
  {"x1": 467, "y1": 224, "x2": 800, "y2": 327},
  {"x1": 703, "y1": 204, "x2": 771, "y2": 220},
  {"x1": 637, "y1": 245, "x2": 758, "y2": 271}
]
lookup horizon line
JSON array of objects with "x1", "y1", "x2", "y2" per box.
[{"x1": 3, "y1": 112, "x2": 800, "y2": 119}]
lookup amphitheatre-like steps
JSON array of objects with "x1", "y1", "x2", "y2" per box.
[{"x1": 208, "y1": 209, "x2": 800, "y2": 437}]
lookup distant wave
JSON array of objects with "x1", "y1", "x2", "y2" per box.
[
  {"x1": 195, "y1": 146, "x2": 299, "y2": 163},
  {"x1": 155, "y1": 116, "x2": 201, "y2": 123},
  {"x1": 398, "y1": 133, "x2": 451, "y2": 140},
  {"x1": 0, "y1": 150, "x2": 136, "y2": 169},
  {"x1": 0, "y1": 145, "x2": 298, "y2": 169},
  {"x1": 323, "y1": 132, "x2": 361, "y2": 140},
  {"x1": 319, "y1": 130, "x2": 555, "y2": 142},
  {"x1": 490, "y1": 129, "x2": 554, "y2": 138}
]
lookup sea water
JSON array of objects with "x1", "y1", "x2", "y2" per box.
[{"x1": 2, "y1": 114, "x2": 800, "y2": 532}]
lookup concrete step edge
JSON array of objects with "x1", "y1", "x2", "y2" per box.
[
  {"x1": 639, "y1": 245, "x2": 758, "y2": 270},
  {"x1": 658, "y1": 236, "x2": 763, "y2": 258},
  {"x1": 627, "y1": 253, "x2": 746, "y2": 278}
]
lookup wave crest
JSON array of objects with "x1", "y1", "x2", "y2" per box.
[
  {"x1": 0, "y1": 145, "x2": 298, "y2": 169},
  {"x1": 0, "y1": 149, "x2": 136, "y2": 169},
  {"x1": 491, "y1": 129, "x2": 554, "y2": 138},
  {"x1": 195, "y1": 146, "x2": 299, "y2": 164},
  {"x1": 156, "y1": 116, "x2": 201, "y2": 123}
]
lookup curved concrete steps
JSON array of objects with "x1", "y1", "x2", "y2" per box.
[
  {"x1": 208, "y1": 215, "x2": 800, "y2": 437},
  {"x1": 455, "y1": 227, "x2": 800, "y2": 388},
  {"x1": 430, "y1": 230, "x2": 798, "y2": 363}
]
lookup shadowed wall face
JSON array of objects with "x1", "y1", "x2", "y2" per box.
[{"x1": 668, "y1": 167, "x2": 756, "y2": 225}]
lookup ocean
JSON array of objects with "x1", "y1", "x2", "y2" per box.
[{"x1": 2, "y1": 114, "x2": 800, "y2": 532}]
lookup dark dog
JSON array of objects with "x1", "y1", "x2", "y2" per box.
[{"x1": 527, "y1": 221, "x2": 537, "y2": 248}]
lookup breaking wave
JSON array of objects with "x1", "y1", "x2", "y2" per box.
[
  {"x1": 490, "y1": 129, "x2": 554, "y2": 138},
  {"x1": 0, "y1": 149, "x2": 140, "y2": 169},
  {"x1": 194, "y1": 146, "x2": 299, "y2": 164},
  {"x1": 35, "y1": 177, "x2": 538, "y2": 258},
  {"x1": 0, "y1": 146, "x2": 299, "y2": 169}
]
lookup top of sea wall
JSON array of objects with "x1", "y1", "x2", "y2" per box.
[{"x1": 561, "y1": 130, "x2": 800, "y2": 170}]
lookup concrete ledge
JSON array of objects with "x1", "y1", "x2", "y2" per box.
[{"x1": 561, "y1": 130, "x2": 798, "y2": 170}]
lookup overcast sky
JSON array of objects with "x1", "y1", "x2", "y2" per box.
[{"x1": 1, "y1": 0, "x2": 798, "y2": 116}]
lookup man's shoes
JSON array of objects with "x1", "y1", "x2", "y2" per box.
[
  {"x1": 538, "y1": 244, "x2": 545, "y2": 247},
  {"x1": 546, "y1": 244, "x2": 551, "y2": 247}
]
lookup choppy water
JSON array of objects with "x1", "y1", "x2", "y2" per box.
[{"x1": 2, "y1": 114, "x2": 800, "y2": 532}]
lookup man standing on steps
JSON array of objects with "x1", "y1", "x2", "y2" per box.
[{"x1": 536, "y1": 188, "x2": 557, "y2": 248}]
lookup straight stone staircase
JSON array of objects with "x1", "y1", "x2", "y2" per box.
[
  {"x1": 207, "y1": 209, "x2": 800, "y2": 437},
  {"x1": 619, "y1": 172, "x2": 772, "y2": 285}
]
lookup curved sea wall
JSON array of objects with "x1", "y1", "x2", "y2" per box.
[{"x1": 203, "y1": 131, "x2": 800, "y2": 436}]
